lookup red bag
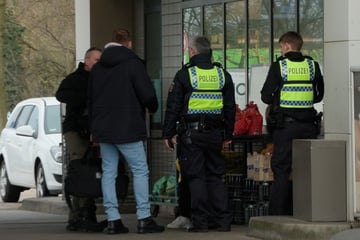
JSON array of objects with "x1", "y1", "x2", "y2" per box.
[
  {"x1": 233, "y1": 102, "x2": 263, "y2": 136},
  {"x1": 233, "y1": 104, "x2": 251, "y2": 135},
  {"x1": 246, "y1": 102, "x2": 263, "y2": 135}
]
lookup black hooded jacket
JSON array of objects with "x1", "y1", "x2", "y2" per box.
[
  {"x1": 55, "y1": 62, "x2": 89, "y2": 134},
  {"x1": 88, "y1": 45, "x2": 158, "y2": 144}
]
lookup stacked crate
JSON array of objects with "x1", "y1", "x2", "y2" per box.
[{"x1": 223, "y1": 139, "x2": 273, "y2": 225}]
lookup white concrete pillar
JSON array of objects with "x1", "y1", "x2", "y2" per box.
[
  {"x1": 324, "y1": 0, "x2": 360, "y2": 221},
  {"x1": 74, "y1": 0, "x2": 91, "y2": 64}
]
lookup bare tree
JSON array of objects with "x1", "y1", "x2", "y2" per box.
[{"x1": 6, "y1": 0, "x2": 75, "y2": 101}]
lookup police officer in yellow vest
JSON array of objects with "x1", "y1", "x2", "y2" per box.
[
  {"x1": 261, "y1": 31, "x2": 324, "y2": 215},
  {"x1": 163, "y1": 36, "x2": 235, "y2": 232}
]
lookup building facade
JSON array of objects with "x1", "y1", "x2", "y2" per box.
[{"x1": 75, "y1": 0, "x2": 360, "y2": 222}]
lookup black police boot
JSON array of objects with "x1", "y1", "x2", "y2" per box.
[
  {"x1": 137, "y1": 216, "x2": 165, "y2": 234},
  {"x1": 66, "y1": 219, "x2": 84, "y2": 232},
  {"x1": 81, "y1": 205, "x2": 106, "y2": 232},
  {"x1": 106, "y1": 219, "x2": 129, "y2": 234}
]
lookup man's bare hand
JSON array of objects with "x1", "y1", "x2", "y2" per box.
[{"x1": 164, "y1": 137, "x2": 177, "y2": 151}]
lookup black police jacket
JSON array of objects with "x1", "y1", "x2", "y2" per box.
[
  {"x1": 163, "y1": 53, "x2": 236, "y2": 140},
  {"x1": 260, "y1": 51, "x2": 324, "y2": 121}
]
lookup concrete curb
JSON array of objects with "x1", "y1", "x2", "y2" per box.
[
  {"x1": 20, "y1": 197, "x2": 360, "y2": 240},
  {"x1": 20, "y1": 196, "x2": 137, "y2": 215},
  {"x1": 248, "y1": 216, "x2": 352, "y2": 240}
]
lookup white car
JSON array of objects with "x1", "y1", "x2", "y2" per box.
[{"x1": 0, "y1": 97, "x2": 62, "y2": 202}]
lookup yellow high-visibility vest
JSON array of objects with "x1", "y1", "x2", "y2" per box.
[
  {"x1": 187, "y1": 66, "x2": 225, "y2": 114},
  {"x1": 279, "y1": 58, "x2": 315, "y2": 108}
]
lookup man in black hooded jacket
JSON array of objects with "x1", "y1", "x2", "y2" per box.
[
  {"x1": 56, "y1": 47, "x2": 102, "y2": 231},
  {"x1": 88, "y1": 29, "x2": 164, "y2": 235}
]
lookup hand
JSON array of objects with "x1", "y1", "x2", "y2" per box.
[
  {"x1": 164, "y1": 137, "x2": 177, "y2": 151},
  {"x1": 222, "y1": 139, "x2": 232, "y2": 149}
]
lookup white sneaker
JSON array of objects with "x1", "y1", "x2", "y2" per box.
[{"x1": 166, "y1": 216, "x2": 191, "y2": 229}]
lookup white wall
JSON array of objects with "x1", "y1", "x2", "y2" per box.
[
  {"x1": 324, "y1": 0, "x2": 360, "y2": 221},
  {"x1": 74, "y1": 0, "x2": 90, "y2": 63}
]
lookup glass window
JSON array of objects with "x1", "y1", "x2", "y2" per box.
[
  {"x1": 299, "y1": 0, "x2": 324, "y2": 65},
  {"x1": 6, "y1": 106, "x2": 21, "y2": 128},
  {"x1": 204, "y1": 4, "x2": 224, "y2": 65},
  {"x1": 181, "y1": 0, "x2": 323, "y2": 110},
  {"x1": 27, "y1": 106, "x2": 39, "y2": 134},
  {"x1": 248, "y1": 0, "x2": 271, "y2": 117},
  {"x1": 14, "y1": 105, "x2": 34, "y2": 129},
  {"x1": 226, "y1": 1, "x2": 245, "y2": 69},
  {"x1": 45, "y1": 105, "x2": 61, "y2": 134},
  {"x1": 225, "y1": 1, "x2": 247, "y2": 108},
  {"x1": 273, "y1": 0, "x2": 297, "y2": 60},
  {"x1": 183, "y1": 7, "x2": 201, "y2": 63},
  {"x1": 249, "y1": 0, "x2": 271, "y2": 67}
]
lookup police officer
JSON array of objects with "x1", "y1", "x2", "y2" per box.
[
  {"x1": 261, "y1": 31, "x2": 324, "y2": 215},
  {"x1": 163, "y1": 36, "x2": 235, "y2": 232}
]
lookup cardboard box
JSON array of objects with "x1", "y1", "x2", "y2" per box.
[
  {"x1": 246, "y1": 152, "x2": 258, "y2": 180},
  {"x1": 253, "y1": 153, "x2": 273, "y2": 181}
]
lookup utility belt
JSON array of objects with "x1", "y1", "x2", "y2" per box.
[
  {"x1": 284, "y1": 117, "x2": 296, "y2": 123},
  {"x1": 187, "y1": 121, "x2": 220, "y2": 131},
  {"x1": 176, "y1": 117, "x2": 224, "y2": 134}
]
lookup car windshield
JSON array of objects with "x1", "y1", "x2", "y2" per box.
[{"x1": 45, "y1": 105, "x2": 61, "y2": 134}]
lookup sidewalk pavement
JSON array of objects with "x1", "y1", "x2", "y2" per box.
[
  {"x1": 17, "y1": 196, "x2": 260, "y2": 240},
  {"x1": 18, "y1": 196, "x2": 360, "y2": 240}
]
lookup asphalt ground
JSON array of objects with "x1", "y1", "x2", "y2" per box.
[{"x1": 0, "y1": 189, "x2": 261, "y2": 240}]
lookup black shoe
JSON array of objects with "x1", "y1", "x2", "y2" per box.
[
  {"x1": 83, "y1": 219, "x2": 108, "y2": 232},
  {"x1": 106, "y1": 219, "x2": 129, "y2": 234},
  {"x1": 66, "y1": 219, "x2": 83, "y2": 232},
  {"x1": 137, "y1": 216, "x2": 165, "y2": 234},
  {"x1": 187, "y1": 226, "x2": 208, "y2": 233},
  {"x1": 216, "y1": 226, "x2": 231, "y2": 232},
  {"x1": 208, "y1": 224, "x2": 231, "y2": 232},
  {"x1": 186, "y1": 223, "x2": 208, "y2": 233}
]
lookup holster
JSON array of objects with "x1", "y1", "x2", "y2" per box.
[{"x1": 314, "y1": 112, "x2": 323, "y2": 135}]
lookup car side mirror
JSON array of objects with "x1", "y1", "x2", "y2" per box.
[{"x1": 16, "y1": 125, "x2": 36, "y2": 138}]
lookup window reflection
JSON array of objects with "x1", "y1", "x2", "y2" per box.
[
  {"x1": 183, "y1": 7, "x2": 201, "y2": 63},
  {"x1": 299, "y1": 0, "x2": 323, "y2": 64},
  {"x1": 248, "y1": 0, "x2": 271, "y2": 67},
  {"x1": 226, "y1": 1, "x2": 245, "y2": 69},
  {"x1": 204, "y1": 4, "x2": 224, "y2": 65},
  {"x1": 181, "y1": 0, "x2": 324, "y2": 108}
]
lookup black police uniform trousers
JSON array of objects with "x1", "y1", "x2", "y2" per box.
[
  {"x1": 177, "y1": 128, "x2": 232, "y2": 229},
  {"x1": 269, "y1": 120, "x2": 317, "y2": 215}
]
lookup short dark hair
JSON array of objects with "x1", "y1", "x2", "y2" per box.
[
  {"x1": 189, "y1": 36, "x2": 211, "y2": 54},
  {"x1": 85, "y1": 47, "x2": 102, "y2": 59},
  {"x1": 112, "y1": 28, "x2": 131, "y2": 45},
  {"x1": 279, "y1": 31, "x2": 303, "y2": 51}
]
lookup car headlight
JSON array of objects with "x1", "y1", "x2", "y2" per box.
[{"x1": 50, "y1": 145, "x2": 62, "y2": 163}]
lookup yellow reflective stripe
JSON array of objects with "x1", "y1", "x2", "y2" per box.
[
  {"x1": 188, "y1": 98, "x2": 224, "y2": 110},
  {"x1": 187, "y1": 66, "x2": 225, "y2": 114},
  {"x1": 188, "y1": 92, "x2": 223, "y2": 111}
]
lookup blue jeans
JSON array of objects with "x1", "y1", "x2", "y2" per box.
[{"x1": 100, "y1": 141, "x2": 151, "y2": 221}]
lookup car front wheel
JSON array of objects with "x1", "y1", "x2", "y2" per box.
[
  {"x1": 36, "y1": 163, "x2": 50, "y2": 197},
  {"x1": 0, "y1": 161, "x2": 21, "y2": 202}
]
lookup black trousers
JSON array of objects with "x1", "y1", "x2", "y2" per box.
[
  {"x1": 178, "y1": 128, "x2": 232, "y2": 228},
  {"x1": 176, "y1": 175, "x2": 191, "y2": 218},
  {"x1": 269, "y1": 121, "x2": 317, "y2": 215}
]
